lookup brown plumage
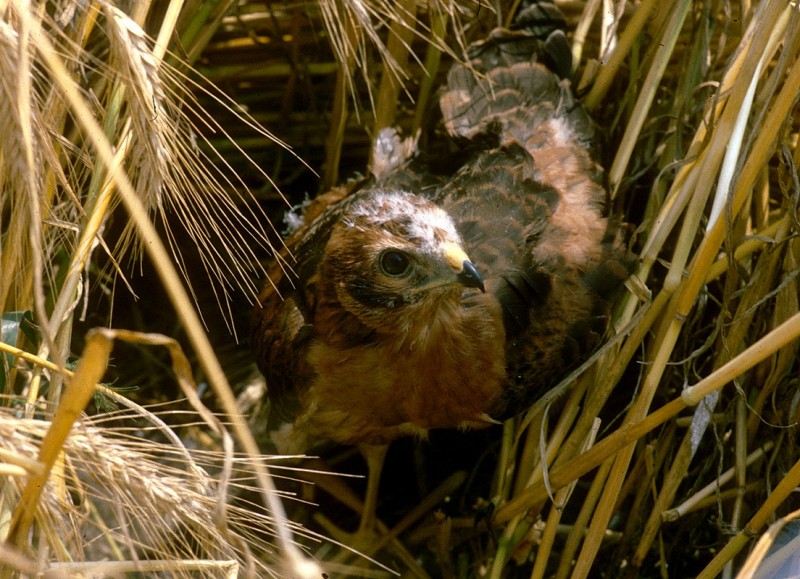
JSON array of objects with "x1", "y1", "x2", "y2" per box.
[{"x1": 251, "y1": 2, "x2": 632, "y2": 458}]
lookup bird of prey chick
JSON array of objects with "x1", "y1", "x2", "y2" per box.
[{"x1": 251, "y1": 0, "x2": 632, "y2": 536}]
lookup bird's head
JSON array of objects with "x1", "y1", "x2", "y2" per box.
[{"x1": 319, "y1": 190, "x2": 484, "y2": 336}]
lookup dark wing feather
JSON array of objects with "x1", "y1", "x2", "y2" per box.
[
  {"x1": 250, "y1": 180, "x2": 368, "y2": 420},
  {"x1": 436, "y1": 4, "x2": 634, "y2": 415}
]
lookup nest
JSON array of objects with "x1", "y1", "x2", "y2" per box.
[{"x1": 1, "y1": 0, "x2": 799, "y2": 577}]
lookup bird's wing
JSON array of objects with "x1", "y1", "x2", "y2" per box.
[
  {"x1": 434, "y1": 3, "x2": 634, "y2": 414},
  {"x1": 250, "y1": 186, "x2": 351, "y2": 422}
]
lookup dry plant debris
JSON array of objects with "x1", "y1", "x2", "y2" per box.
[{"x1": 1, "y1": 0, "x2": 799, "y2": 577}]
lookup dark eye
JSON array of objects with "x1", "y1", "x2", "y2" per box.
[{"x1": 379, "y1": 250, "x2": 410, "y2": 276}]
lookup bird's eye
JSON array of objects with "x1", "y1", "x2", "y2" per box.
[{"x1": 379, "y1": 250, "x2": 411, "y2": 276}]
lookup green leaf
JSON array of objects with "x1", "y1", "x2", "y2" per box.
[{"x1": 1, "y1": 310, "x2": 35, "y2": 390}]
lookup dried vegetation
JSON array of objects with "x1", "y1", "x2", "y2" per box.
[{"x1": 1, "y1": 0, "x2": 799, "y2": 577}]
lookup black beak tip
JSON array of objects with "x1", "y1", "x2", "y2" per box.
[{"x1": 458, "y1": 260, "x2": 485, "y2": 293}]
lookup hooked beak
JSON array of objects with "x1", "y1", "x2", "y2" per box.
[
  {"x1": 442, "y1": 241, "x2": 485, "y2": 293},
  {"x1": 457, "y1": 259, "x2": 485, "y2": 292}
]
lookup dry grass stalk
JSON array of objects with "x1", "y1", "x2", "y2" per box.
[
  {"x1": 0, "y1": 0, "x2": 323, "y2": 576},
  {"x1": 457, "y1": 0, "x2": 800, "y2": 576},
  {"x1": 18, "y1": 15, "x2": 308, "y2": 574},
  {"x1": 317, "y1": 0, "x2": 490, "y2": 101},
  {"x1": 1, "y1": 326, "x2": 334, "y2": 577},
  {"x1": 663, "y1": 441, "x2": 774, "y2": 523},
  {"x1": 0, "y1": 400, "x2": 308, "y2": 577},
  {"x1": 735, "y1": 508, "x2": 800, "y2": 579},
  {"x1": 316, "y1": 0, "x2": 493, "y2": 189},
  {"x1": 2, "y1": 0, "x2": 800, "y2": 576},
  {"x1": 697, "y1": 460, "x2": 800, "y2": 579}
]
